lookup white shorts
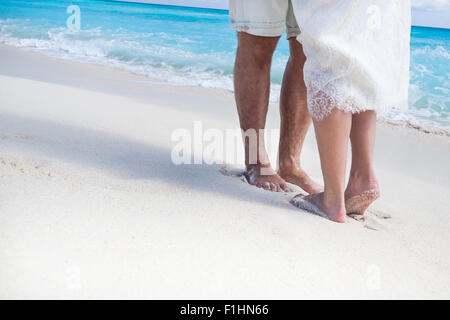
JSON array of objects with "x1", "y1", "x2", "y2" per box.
[{"x1": 229, "y1": 0, "x2": 300, "y2": 39}]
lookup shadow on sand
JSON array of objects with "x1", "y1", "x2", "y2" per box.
[{"x1": 0, "y1": 113, "x2": 299, "y2": 212}]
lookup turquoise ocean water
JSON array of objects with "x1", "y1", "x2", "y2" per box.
[{"x1": 1, "y1": 0, "x2": 449, "y2": 133}]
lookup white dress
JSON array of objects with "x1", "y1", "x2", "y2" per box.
[{"x1": 290, "y1": 0, "x2": 411, "y2": 120}]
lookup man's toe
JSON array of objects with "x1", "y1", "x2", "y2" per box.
[{"x1": 280, "y1": 182, "x2": 292, "y2": 192}]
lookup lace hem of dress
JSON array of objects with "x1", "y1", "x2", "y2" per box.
[
  {"x1": 307, "y1": 81, "x2": 406, "y2": 121},
  {"x1": 308, "y1": 90, "x2": 373, "y2": 121}
]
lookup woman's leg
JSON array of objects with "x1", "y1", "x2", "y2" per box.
[
  {"x1": 345, "y1": 111, "x2": 380, "y2": 213},
  {"x1": 302, "y1": 109, "x2": 352, "y2": 223}
]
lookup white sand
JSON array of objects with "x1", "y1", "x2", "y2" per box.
[{"x1": 0, "y1": 45, "x2": 449, "y2": 299}]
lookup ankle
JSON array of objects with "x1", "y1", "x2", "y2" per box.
[
  {"x1": 349, "y1": 169, "x2": 378, "y2": 185},
  {"x1": 322, "y1": 193, "x2": 346, "y2": 220},
  {"x1": 246, "y1": 162, "x2": 278, "y2": 176},
  {"x1": 346, "y1": 170, "x2": 379, "y2": 198},
  {"x1": 323, "y1": 189, "x2": 345, "y2": 207},
  {"x1": 278, "y1": 158, "x2": 301, "y2": 175},
  {"x1": 246, "y1": 154, "x2": 272, "y2": 170}
]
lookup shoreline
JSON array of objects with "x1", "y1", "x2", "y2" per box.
[
  {"x1": 1, "y1": 44, "x2": 449, "y2": 299},
  {"x1": 377, "y1": 117, "x2": 450, "y2": 137},
  {"x1": 1, "y1": 43, "x2": 448, "y2": 137}
]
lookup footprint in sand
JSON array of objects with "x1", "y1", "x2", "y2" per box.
[
  {"x1": 367, "y1": 202, "x2": 393, "y2": 219},
  {"x1": 348, "y1": 213, "x2": 388, "y2": 231},
  {"x1": 0, "y1": 156, "x2": 55, "y2": 178},
  {"x1": 0, "y1": 133, "x2": 32, "y2": 140},
  {"x1": 219, "y1": 165, "x2": 248, "y2": 183},
  {"x1": 348, "y1": 202, "x2": 393, "y2": 230}
]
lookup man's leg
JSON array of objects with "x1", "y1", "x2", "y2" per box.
[
  {"x1": 278, "y1": 38, "x2": 321, "y2": 194},
  {"x1": 234, "y1": 31, "x2": 289, "y2": 192}
]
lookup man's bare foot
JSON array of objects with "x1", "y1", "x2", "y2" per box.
[
  {"x1": 345, "y1": 173, "x2": 380, "y2": 215},
  {"x1": 290, "y1": 192, "x2": 346, "y2": 223},
  {"x1": 245, "y1": 164, "x2": 291, "y2": 192},
  {"x1": 279, "y1": 167, "x2": 322, "y2": 194}
]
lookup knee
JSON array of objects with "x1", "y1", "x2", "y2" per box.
[
  {"x1": 252, "y1": 49, "x2": 275, "y2": 68},
  {"x1": 237, "y1": 33, "x2": 278, "y2": 66},
  {"x1": 241, "y1": 44, "x2": 275, "y2": 66}
]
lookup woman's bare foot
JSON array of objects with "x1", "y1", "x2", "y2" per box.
[
  {"x1": 245, "y1": 164, "x2": 291, "y2": 192},
  {"x1": 290, "y1": 192, "x2": 346, "y2": 223},
  {"x1": 345, "y1": 172, "x2": 380, "y2": 215},
  {"x1": 279, "y1": 167, "x2": 322, "y2": 194},
  {"x1": 345, "y1": 190, "x2": 380, "y2": 216}
]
